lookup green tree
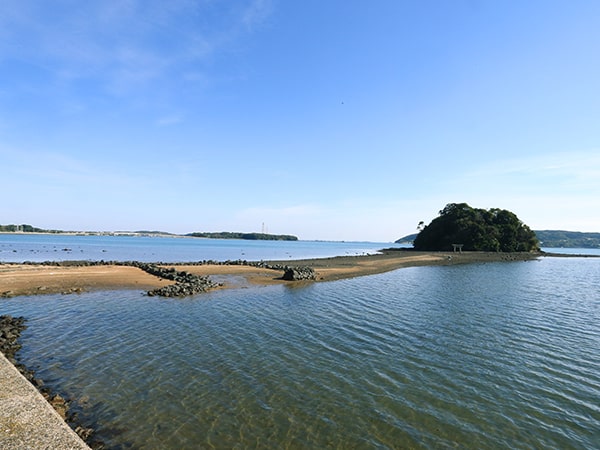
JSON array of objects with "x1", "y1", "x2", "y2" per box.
[{"x1": 413, "y1": 203, "x2": 539, "y2": 252}]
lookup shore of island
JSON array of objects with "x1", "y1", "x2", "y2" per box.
[{"x1": 0, "y1": 250, "x2": 549, "y2": 298}]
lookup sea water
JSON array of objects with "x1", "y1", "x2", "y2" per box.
[
  {"x1": 0, "y1": 234, "x2": 402, "y2": 263},
  {"x1": 2, "y1": 252, "x2": 599, "y2": 449}
]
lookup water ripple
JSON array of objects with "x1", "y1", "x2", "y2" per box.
[{"x1": 2, "y1": 258, "x2": 599, "y2": 448}]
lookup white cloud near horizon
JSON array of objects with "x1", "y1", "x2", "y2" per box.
[
  {"x1": 433, "y1": 150, "x2": 600, "y2": 233},
  {"x1": 1, "y1": 144, "x2": 151, "y2": 191},
  {"x1": 466, "y1": 151, "x2": 600, "y2": 189},
  {"x1": 235, "y1": 200, "x2": 433, "y2": 242}
]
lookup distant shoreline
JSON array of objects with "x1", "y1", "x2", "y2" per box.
[
  {"x1": 0, "y1": 250, "x2": 562, "y2": 298},
  {"x1": 0, "y1": 230, "x2": 298, "y2": 241}
]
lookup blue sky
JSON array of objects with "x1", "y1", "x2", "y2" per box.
[{"x1": 1, "y1": 0, "x2": 599, "y2": 241}]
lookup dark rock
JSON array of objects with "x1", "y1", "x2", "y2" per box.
[
  {"x1": 75, "y1": 425, "x2": 94, "y2": 441},
  {"x1": 282, "y1": 266, "x2": 317, "y2": 281},
  {"x1": 0, "y1": 315, "x2": 27, "y2": 361},
  {"x1": 140, "y1": 263, "x2": 222, "y2": 297}
]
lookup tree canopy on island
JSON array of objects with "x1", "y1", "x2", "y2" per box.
[{"x1": 413, "y1": 203, "x2": 539, "y2": 252}]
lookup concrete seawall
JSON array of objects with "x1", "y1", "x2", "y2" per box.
[{"x1": 0, "y1": 352, "x2": 90, "y2": 449}]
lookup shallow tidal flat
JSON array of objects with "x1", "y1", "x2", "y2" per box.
[
  {"x1": 2, "y1": 254, "x2": 598, "y2": 448},
  {"x1": 0, "y1": 250, "x2": 539, "y2": 297}
]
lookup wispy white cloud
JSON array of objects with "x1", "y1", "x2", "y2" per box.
[
  {"x1": 155, "y1": 114, "x2": 183, "y2": 126},
  {"x1": 0, "y1": 144, "x2": 150, "y2": 190},
  {"x1": 462, "y1": 150, "x2": 600, "y2": 193},
  {"x1": 242, "y1": 0, "x2": 274, "y2": 30},
  {"x1": 0, "y1": 0, "x2": 273, "y2": 93},
  {"x1": 429, "y1": 150, "x2": 600, "y2": 232}
]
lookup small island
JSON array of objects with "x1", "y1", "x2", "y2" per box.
[
  {"x1": 1, "y1": 205, "x2": 597, "y2": 299},
  {"x1": 412, "y1": 203, "x2": 539, "y2": 252},
  {"x1": 186, "y1": 232, "x2": 298, "y2": 241}
]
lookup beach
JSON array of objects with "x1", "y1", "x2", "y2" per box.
[{"x1": 0, "y1": 250, "x2": 540, "y2": 298}]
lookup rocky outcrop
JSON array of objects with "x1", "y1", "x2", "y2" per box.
[
  {"x1": 140, "y1": 264, "x2": 222, "y2": 297},
  {"x1": 282, "y1": 266, "x2": 317, "y2": 281}
]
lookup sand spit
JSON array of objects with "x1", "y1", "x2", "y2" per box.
[{"x1": 0, "y1": 251, "x2": 545, "y2": 298}]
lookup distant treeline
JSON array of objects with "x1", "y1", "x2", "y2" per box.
[
  {"x1": 187, "y1": 232, "x2": 298, "y2": 241},
  {"x1": 535, "y1": 230, "x2": 600, "y2": 248},
  {"x1": 134, "y1": 230, "x2": 175, "y2": 236},
  {"x1": 0, "y1": 224, "x2": 61, "y2": 233},
  {"x1": 0, "y1": 225, "x2": 298, "y2": 240}
]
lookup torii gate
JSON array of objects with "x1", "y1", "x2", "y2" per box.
[{"x1": 452, "y1": 243, "x2": 463, "y2": 253}]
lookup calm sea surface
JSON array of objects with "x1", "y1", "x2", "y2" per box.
[
  {"x1": 1, "y1": 237, "x2": 599, "y2": 448},
  {"x1": 0, "y1": 234, "x2": 402, "y2": 263}
]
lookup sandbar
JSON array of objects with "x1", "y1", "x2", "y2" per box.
[
  {"x1": 0, "y1": 251, "x2": 541, "y2": 298},
  {"x1": 0, "y1": 264, "x2": 172, "y2": 297}
]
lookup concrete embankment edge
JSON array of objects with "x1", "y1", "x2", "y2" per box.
[{"x1": 0, "y1": 352, "x2": 90, "y2": 450}]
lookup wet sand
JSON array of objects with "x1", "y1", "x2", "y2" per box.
[
  {"x1": 0, "y1": 251, "x2": 541, "y2": 298},
  {"x1": 0, "y1": 264, "x2": 172, "y2": 297}
]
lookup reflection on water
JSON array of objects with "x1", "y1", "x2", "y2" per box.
[{"x1": 2, "y1": 257, "x2": 600, "y2": 448}]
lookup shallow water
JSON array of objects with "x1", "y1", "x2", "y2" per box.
[{"x1": 2, "y1": 256, "x2": 599, "y2": 448}]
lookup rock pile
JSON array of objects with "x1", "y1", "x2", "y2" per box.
[
  {"x1": 140, "y1": 264, "x2": 222, "y2": 297},
  {"x1": 0, "y1": 315, "x2": 27, "y2": 364},
  {"x1": 282, "y1": 266, "x2": 317, "y2": 281}
]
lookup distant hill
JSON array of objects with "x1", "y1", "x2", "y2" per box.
[
  {"x1": 395, "y1": 233, "x2": 418, "y2": 244},
  {"x1": 534, "y1": 230, "x2": 600, "y2": 248},
  {"x1": 0, "y1": 224, "x2": 298, "y2": 240},
  {"x1": 186, "y1": 232, "x2": 298, "y2": 241}
]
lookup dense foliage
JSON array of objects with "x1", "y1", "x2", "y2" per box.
[
  {"x1": 534, "y1": 230, "x2": 600, "y2": 248},
  {"x1": 187, "y1": 232, "x2": 298, "y2": 241},
  {"x1": 0, "y1": 224, "x2": 56, "y2": 233},
  {"x1": 413, "y1": 203, "x2": 539, "y2": 252}
]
